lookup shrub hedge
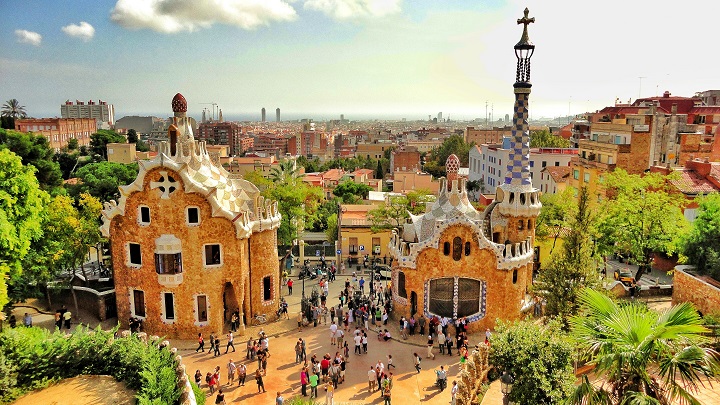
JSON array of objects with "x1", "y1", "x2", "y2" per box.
[{"x1": 0, "y1": 326, "x2": 185, "y2": 404}]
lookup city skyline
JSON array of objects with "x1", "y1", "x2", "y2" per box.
[{"x1": 1, "y1": 0, "x2": 718, "y2": 121}]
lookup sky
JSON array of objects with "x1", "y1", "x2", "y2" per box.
[{"x1": 1, "y1": 0, "x2": 718, "y2": 122}]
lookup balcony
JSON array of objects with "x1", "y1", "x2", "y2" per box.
[
  {"x1": 571, "y1": 155, "x2": 616, "y2": 171},
  {"x1": 157, "y1": 272, "x2": 183, "y2": 287}
]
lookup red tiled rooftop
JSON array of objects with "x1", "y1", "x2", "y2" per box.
[
  {"x1": 670, "y1": 168, "x2": 720, "y2": 195},
  {"x1": 543, "y1": 166, "x2": 572, "y2": 183}
]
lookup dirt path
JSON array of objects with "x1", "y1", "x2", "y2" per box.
[{"x1": 12, "y1": 375, "x2": 135, "y2": 405}]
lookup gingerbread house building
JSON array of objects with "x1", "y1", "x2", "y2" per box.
[{"x1": 102, "y1": 93, "x2": 281, "y2": 339}]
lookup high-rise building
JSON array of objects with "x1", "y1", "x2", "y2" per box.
[
  {"x1": 276, "y1": 108, "x2": 280, "y2": 122},
  {"x1": 261, "y1": 107, "x2": 266, "y2": 122},
  {"x1": 196, "y1": 121, "x2": 246, "y2": 156},
  {"x1": 438, "y1": 112, "x2": 443, "y2": 122},
  {"x1": 61, "y1": 99, "x2": 115, "y2": 127}
]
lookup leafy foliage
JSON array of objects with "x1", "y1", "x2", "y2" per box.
[
  {"x1": 69, "y1": 161, "x2": 139, "y2": 202},
  {"x1": 682, "y1": 193, "x2": 720, "y2": 281},
  {"x1": 489, "y1": 319, "x2": 576, "y2": 404},
  {"x1": 0, "y1": 128, "x2": 63, "y2": 192},
  {"x1": 423, "y1": 134, "x2": 475, "y2": 177},
  {"x1": 0, "y1": 326, "x2": 184, "y2": 404},
  {"x1": 534, "y1": 187, "x2": 575, "y2": 254},
  {"x1": 332, "y1": 180, "x2": 372, "y2": 204},
  {"x1": 568, "y1": 288, "x2": 720, "y2": 405},
  {"x1": 325, "y1": 213, "x2": 338, "y2": 244},
  {"x1": 1, "y1": 99, "x2": 27, "y2": 119},
  {"x1": 530, "y1": 129, "x2": 571, "y2": 148},
  {"x1": 595, "y1": 169, "x2": 689, "y2": 281},
  {"x1": 0, "y1": 148, "x2": 47, "y2": 309},
  {"x1": 90, "y1": 129, "x2": 126, "y2": 160},
  {"x1": 127, "y1": 129, "x2": 150, "y2": 152},
  {"x1": 368, "y1": 189, "x2": 434, "y2": 232}
]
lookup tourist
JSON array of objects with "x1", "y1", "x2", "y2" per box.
[
  {"x1": 197, "y1": 333, "x2": 205, "y2": 353},
  {"x1": 359, "y1": 276, "x2": 365, "y2": 293},
  {"x1": 205, "y1": 372, "x2": 212, "y2": 390},
  {"x1": 309, "y1": 369, "x2": 319, "y2": 398},
  {"x1": 214, "y1": 335, "x2": 221, "y2": 357},
  {"x1": 276, "y1": 391, "x2": 284, "y2": 405},
  {"x1": 287, "y1": 278, "x2": 293, "y2": 295},
  {"x1": 325, "y1": 380, "x2": 335, "y2": 404},
  {"x1": 383, "y1": 329, "x2": 391, "y2": 341},
  {"x1": 259, "y1": 350, "x2": 268, "y2": 376},
  {"x1": 329, "y1": 361, "x2": 340, "y2": 388},
  {"x1": 387, "y1": 354, "x2": 395, "y2": 369},
  {"x1": 418, "y1": 315, "x2": 426, "y2": 335},
  {"x1": 246, "y1": 338, "x2": 253, "y2": 359},
  {"x1": 367, "y1": 366, "x2": 376, "y2": 391},
  {"x1": 297, "y1": 311, "x2": 304, "y2": 330},
  {"x1": 300, "y1": 366, "x2": 309, "y2": 396},
  {"x1": 427, "y1": 335, "x2": 436, "y2": 359},
  {"x1": 215, "y1": 387, "x2": 226, "y2": 405},
  {"x1": 295, "y1": 339, "x2": 303, "y2": 363},
  {"x1": 255, "y1": 368, "x2": 266, "y2": 393},
  {"x1": 213, "y1": 366, "x2": 221, "y2": 387},
  {"x1": 382, "y1": 309, "x2": 388, "y2": 325},
  {"x1": 209, "y1": 333, "x2": 216, "y2": 355},
  {"x1": 225, "y1": 332, "x2": 235, "y2": 353},
  {"x1": 409, "y1": 316, "x2": 416, "y2": 335},
  {"x1": 343, "y1": 342, "x2": 349, "y2": 359},
  {"x1": 227, "y1": 359, "x2": 236, "y2": 384},
  {"x1": 237, "y1": 363, "x2": 247, "y2": 386},
  {"x1": 231, "y1": 312, "x2": 238, "y2": 332},
  {"x1": 336, "y1": 328, "x2": 344, "y2": 349},
  {"x1": 300, "y1": 338, "x2": 307, "y2": 362},
  {"x1": 485, "y1": 328, "x2": 492, "y2": 345},
  {"x1": 209, "y1": 371, "x2": 218, "y2": 394},
  {"x1": 362, "y1": 331, "x2": 368, "y2": 354},
  {"x1": 438, "y1": 331, "x2": 446, "y2": 354},
  {"x1": 382, "y1": 383, "x2": 392, "y2": 404},
  {"x1": 339, "y1": 355, "x2": 346, "y2": 383},
  {"x1": 446, "y1": 335, "x2": 454, "y2": 356},
  {"x1": 63, "y1": 310, "x2": 72, "y2": 329},
  {"x1": 436, "y1": 366, "x2": 447, "y2": 391},
  {"x1": 413, "y1": 352, "x2": 422, "y2": 373},
  {"x1": 329, "y1": 321, "x2": 338, "y2": 346},
  {"x1": 194, "y1": 369, "x2": 202, "y2": 386},
  {"x1": 451, "y1": 380, "x2": 459, "y2": 405},
  {"x1": 354, "y1": 331, "x2": 362, "y2": 355},
  {"x1": 23, "y1": 312, "x2": 32, "y2": 327},
  {"x1": 321, "y1": 354, "x2": 330, "y2": 382}
]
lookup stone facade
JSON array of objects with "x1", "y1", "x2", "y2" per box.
[
  {"x1": 673, "y1": 266, "x2": 720, "y2": 316},
  {"x1": 103, "y1": 94, "x2": 281, "y2": 339}
]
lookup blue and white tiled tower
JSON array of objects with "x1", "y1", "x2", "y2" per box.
[{"x1": 495, "y1": 8, "x2": 542, "y2": 233}]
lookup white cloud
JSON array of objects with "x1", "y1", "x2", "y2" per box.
[
  {"x1": 110, "y1": 0, "x2": 297, "y2": 33},
  {"x1": 14, "y1": 29, "x2": 42, "y2": 46},
  {"x1": 304, "y1": 0, "x2": 401, "y2": 20},
  {"x1": 61, "y1": 22, "x2": 95, "y2": 42}
]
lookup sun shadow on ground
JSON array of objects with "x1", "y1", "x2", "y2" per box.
[{"x1": 13, "y1": 375, "x2": 135, "y2": 405}]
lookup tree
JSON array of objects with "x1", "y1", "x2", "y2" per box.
[
  {"x1": 69, "y1": 161, "x2": 139, "y2": 202},
  {"x1": 126, "y1": 129, "x2": 150, "y2": 152},
  {"x1": 535, "y1": 187, "x2": 576, "y2": 256},
  {"x1": 0, "y1": 116, "x2": 15, "y2": 130},
  {"x1": 568, "y1": 288, "x2": 720, "y2": 405},
  {"x1": 332, "y1": 180, "x2": 372, "y2": 204},
  {"x1": 534, "y1": 186, "x2": 602, "y2": 324},
  {"x1": 489, "y1": 319, "x2": 575, "y2": 404},
  {"x1": 66, "y1": 138, "x2": 79, "y2": 151},
  {"x1": 269, "y1": 160, "x2": 303, "y2": 184},
  {"x1": 1, "y1": 99, "x2": 27, "y2": 119},
  {"x1": 89, "y1": 130, "x2": 126, "y2": 160},
  {"x1": 682, "y1": 193, "x2": 720, "y2": 281},
  {"x1": 375, "y1": 160, "x2": 383, "y2": 179},
  {"x1": 0, "y1": 149, "x2": 47, "y2": 309},
  {"x1": 325, "y1": 213, "x2": 338, "y2": 244},
  {"x1": 425, "y1": 135, "x2": 475, "y2": 177},
  {"x1": 530, "y1": 129, "x2": 571, "y2": 148},
  {"x1": 596, "y1": 169, "x2": 689, "y2": 281},
  {"x1": 0, "y1": 129, "x2": 63, "y2": 192},
  {"x1": 368, "y1": 189, "x2": 434, "y2": 232}
]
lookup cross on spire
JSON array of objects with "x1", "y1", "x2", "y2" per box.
[{"x1": 516, "y1": 8, "x2": 534, "y2": 47}]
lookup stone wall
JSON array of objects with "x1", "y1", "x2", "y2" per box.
[
  {"x1": 394, "y1": 224, "x2": 530, "y2": 334},
  {"x1": 248, "y1": 229, "x2": 281, "y2": 322},
  {"x1": 673, "y1": 266, "x2": 720, "y2": 316}
]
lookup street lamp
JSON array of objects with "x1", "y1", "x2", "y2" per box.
[{"x1": 500, "y1": 371, "x2": 514, "y2": 405}]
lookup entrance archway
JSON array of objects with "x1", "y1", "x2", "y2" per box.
[
  {"x1": 410, "y1": 291, "x2": 418, "y2": 317},
  {"x1": 223, "y1": 282, "x2": 239, "y2": 331}
]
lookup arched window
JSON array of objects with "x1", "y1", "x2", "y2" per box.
[
  {"x1": 512, "y1": 269, "x2": 518, "y2": 284},
  {"x1": 464, "y1": 241, "x2": 471, "y2": 256},
  {"x1": 527, "y1": 219, "x2": 532, "y2": 229},
  {"x1": 443, "y1": 242, "x2": 450, "y2": 255},
  {"x1": 452, "y1": 237, "x2": 462, "y2": 261},
  {"x1": 428, "y1": 277, "x2": 485, "y2": 320}
]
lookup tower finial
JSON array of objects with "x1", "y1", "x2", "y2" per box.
[{"x1": 514, "y1": 8, "x2": 535, "y2": 86}]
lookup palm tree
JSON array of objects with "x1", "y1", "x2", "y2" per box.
[
  {"x1": 2, "y1": 99, "x2": 28, "y2": 118},
  {"x1": 567, "y1": 288, "x2": 720, "y2": 405},
  {"x1": 269, "y1": 159, "x2": 303, "y2": 185}
]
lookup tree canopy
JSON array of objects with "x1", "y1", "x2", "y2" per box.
[
  {"x1": 0, "y1": 149, "x2": 47, "y2": 309},
  {"x1": 425, "y1": 134, "x2": 475, "y2": 177},
  {"x1": 90, "y1": 130, "x2": 126, "y2": 160},
  {"x1": 530, "y1": 129, "x2": 571, "y2": 148},
  {"x1": 489, "y1": 319, "x2": 575, "y2": 404},
  {"x1": 682, "y1": 193, "x2": 720, "y2": 280},
  {"x1": 1, "y1": 99, "x2": 27, "y2": 119},
  {"x1": 69, "y1": 161, "x2": 139, "y2": 203},
  {"x1": 596, "y1": 169, "x2": 689, "y2": 281},
  {"x1": 0, "y1": 128, "x2": 63, "y2": 192},
  {"x1": 126, "y1": 129, "x2": 149, "y2": 152},
  {"x1": 332, "y1": 180, "x2": 372, "y2": 204},
  {"x1": 368, "y1": 189, "x2": 434, "y2": 232}
]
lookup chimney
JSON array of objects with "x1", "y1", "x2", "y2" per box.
[
  {"x1": 671, "y1": 104, "x2": 678, "y2": 115},
  {"x1": 663, "y1": 91, "x2": 671, "y2": 98}
]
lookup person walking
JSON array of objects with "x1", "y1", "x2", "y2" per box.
[
  {"x1": 209, "y1": 372, "x2": 218, "y2": 394},
  {"x1": 367, "y1": 366, "x2": 376, "y2": 392},
  {"x1": 196, "y1": 333, "x2": 205, "y2": 353},
  {"x1": 287, "y1": 278, "x2": 293, "y2": 295},
  {"x1": 445, "y1": 335, "x2": 453, "y2": 356},
  {"x1": 225, "y1": 332, "x2": 235, "y2": 353},
  {"x1": 362, "y1": 332, "x2": 368, "y2": 354},
  {"x1": 215, "y1": 387, "x2": 226, "y2": 405},
  {"x1": 300, "y1": 366, "x2": 309, "y2": 396},
  {"x1": 63, "y1": 310, "x2": 72, "y2": 329},
  {"x1": 237, "y1": 363, "x2": 247, "y2": 386},
  {"x1": 451, "y1": 380, "x2": 459, "y2": 405},
  {"x1": 382, "y1": 384, "x2": 391, "y2": 405},
  {"x1": 426, "y1": 335, "x2": 435, "y2": 359},
  {"x1": 387, "y1": 354, "x2": 396, "y2": 369},
  {"x1": 214, "y1": 335, "x2": 221, "y2": 357},
  {"x1": 329, "y1": 322, "x2": 338, "y2": 346},
  {"x1": 413, "y1": 352, "x2": 422, "y2": 373},
  {"x1": 54, "y1": 310, "x2": 62, "y2": 329},
  {"x1": 227, "y1": 359, "x2": 236, "y2": 385},
  {"x1": 194, "y1": 370, "x2": 202, "y2": 387},
  {"x1": 438, "y1": 331, "x2": 446, "y2": 355},
  {"x1": 255, "y1": 368, "x2": 266, "y2": 393},
  {"x1": 209, "y1": 333, "x2": 216, "y2": 355}
]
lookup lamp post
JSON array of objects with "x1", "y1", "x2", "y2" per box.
[{"x1": 500, "y1": 371, "x2": 514, "y2": 405}]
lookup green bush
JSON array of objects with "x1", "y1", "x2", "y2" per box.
[
  {"x1": 0, "y1": 326, "x2": 184, "y2": 404},
  {"x1": 190, "y1": 381, "x2": 205, "y2": 405}
]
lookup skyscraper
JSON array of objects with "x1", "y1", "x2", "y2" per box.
[
  {"x1": 276, "y1": 108, "x2": 280, "y2": 122},
  {"x1": 261, "y1": 107, "x2": 266, "y2": 122},
  {"x1": 438, "y1": 112, "x2": 443, "y2": 122}
]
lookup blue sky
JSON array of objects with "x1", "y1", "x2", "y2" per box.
[{"x1": 1, "y1": 0, "x2": 718, "y2": 121}]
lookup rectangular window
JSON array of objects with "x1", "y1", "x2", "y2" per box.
[
  {"x1": 542, "y1": 161, "x2": 547, "y2": 167},
  {"x1": 529, "y1": 161, "x2": 534, "y2": 167},
  {"x1": 197, "y1": 295, "x2": 208, "y2": 322},
  {"x1": 129, "y1": 243, "x2": 142, "y2": 265},
  {"x1": 187, "y1": 207, "x2": 200, "y2": 225},
  {"x1": 349, "y1": 237, "x2": 358, "y2": 254},
  {"x1": 132, "y1": 290, "x2": 145, "y2": 317},
  {"x1": 372, "y1": 237, "x2": 381, "y2": 254},
  {"x1": 155, "y1": 253, "x2": 182, "y2": 274},
  {"x1": 139, "y1": 206, "x2": 150, "y2": 224},
  {"x1": 204, "y1": 244, "x2": 221, "y2": 266},
  {"x1": 584, "y1": 173, "x2": 590, "y2": 183},
  {"x1": 163, "y1": 292, "x2": 175, "y2": 320},
  {"x1": 555, "y1": 161, "x2": 560, "y2": 166},
  {"x1": 573, "y1": 170, "x2": 580, "y2": 180},
  {"x1": 263, "y1": 276, "x2": 272, "y2": 301}
]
